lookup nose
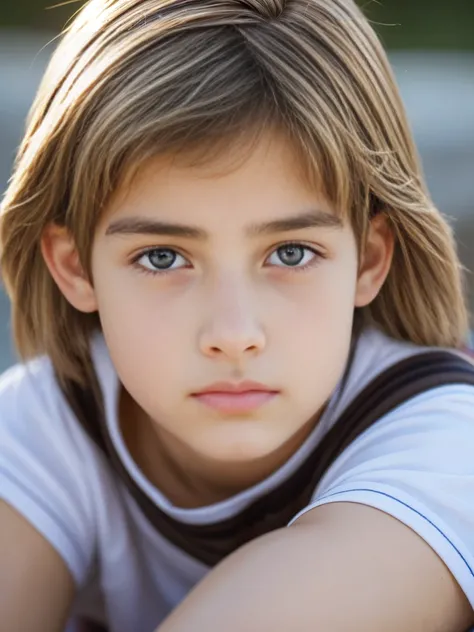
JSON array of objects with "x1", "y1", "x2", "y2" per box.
[{"x1": 198, "y1": 279, "x2": 266, "y2": 363}]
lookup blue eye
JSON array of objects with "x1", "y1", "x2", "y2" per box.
[
  {"x1": 135, "y1": 248, "x2": 188, "y2": 272},
  {"x1": 267, "y1": 244, "x2": 319, "y2": 268},
  {"x1": 132, "y1": 243, "x2": 321, "y2": 275}
]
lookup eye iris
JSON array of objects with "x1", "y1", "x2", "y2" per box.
[
  {"x1": 278, "y1": 245, "x2": 304, "y2": 266},
  {"x1": 148, "y1": 249, "x2": 175, "y2": 269}
]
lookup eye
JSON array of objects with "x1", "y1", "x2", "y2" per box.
[
  {"x1": 266, "y1": 243, "x2": 320, "y2": 269},
  {"x1": 134, "y1": 248, "x2": 189, "y2": 273}
]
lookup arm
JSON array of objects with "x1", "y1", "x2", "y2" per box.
[
  {"x1": 0, "y1": 500, "x2": 75, "y2": 632},
  {"x1": 158, "y1": 502, "x2": 473, "y2": 632}
]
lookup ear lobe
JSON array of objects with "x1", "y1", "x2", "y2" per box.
[
  {"x1": 41, "y1": 224, "x2": 98, "y2": 313},
  {"x1": 355, "y1": 214, "x2": 394, "y2": 308}
]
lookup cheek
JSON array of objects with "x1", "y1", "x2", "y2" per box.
[
  {"x1": 284, "y1": 276, "x2": 356, "y2": 366},
  {"x1": 92, "y1": 248, "x2": 185, "y2": 325},
  {"x1": 284, "y1": 257, "x2": 358, "y2": 326},
  {"x1": 99, "y1": 291, "x2": 189, "y2": 356},
  {"x1": 278, "y1": 257, "x2": 358, "y2": 399},
  {"x1": 96, "y1": 287, "x2": 189, "y2": 418},
  {"x1": 91, "y1": 262, "x2": 190, "y2": 380}
]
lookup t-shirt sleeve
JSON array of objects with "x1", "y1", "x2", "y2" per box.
[
  {"x1": 0, "y1": 362, "x2": 97, "y2": 587},
  {"x1": 288, "y1": 384, "x2": 474, "y2": 609}
]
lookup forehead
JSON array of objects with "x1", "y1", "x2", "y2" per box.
[{"x1": 100, "y1": 131, "x2": 337, "y2": 229}]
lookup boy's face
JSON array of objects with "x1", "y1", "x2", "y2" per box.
[{"x1": 45, "y1": 132, "x2": 392, "y2": 475}]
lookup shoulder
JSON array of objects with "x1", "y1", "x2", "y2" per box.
[
  {"x1": 0, "y1": 333, "x2": 115, "y2": 457},
  {"x1": 329, "y1": 326, "x2": 474, "y2": 418},
  {"x1": 320, "y1": 326, "x2": 474, "y2": 500},
  {"x1": 0, "y1": 354, "x2": 93, "y2": 457},
  {"x1": 0, "y1": 355, "x2": 103, "y2": 587},
  {"x1": 292, "y1": 331, "x2": 474, "y2": 609},
  {"x1": 0, "y1": 353, "x2": 61, "y2": 411},
  {"x1": 323, "y1": 381, "x2": 474, "y2": 483},
  {"x1": 0, "y1": 355, "x2": 67, "y2": 440}
]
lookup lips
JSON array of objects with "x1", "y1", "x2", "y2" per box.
[{"x1": 191, "y1": 381, "x2": 279, "y2": 414}]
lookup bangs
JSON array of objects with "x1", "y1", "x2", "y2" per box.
[{"x1": 62, "y1": 28, "x2": 359, "y2": 264}]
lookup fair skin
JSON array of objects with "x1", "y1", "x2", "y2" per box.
[
  {"x1": 44, "y1": 132, "x2": 390, "y2": 505},
  {"x1": 1, "y1": 132, "x2": 472, "y2": 631}
]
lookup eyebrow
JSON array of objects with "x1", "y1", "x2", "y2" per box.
[{"x1": 105, "y1": 209, "x2": 342, "y2": 240}]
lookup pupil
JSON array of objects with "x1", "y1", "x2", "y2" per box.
[
  {"x1": 149, "y1": 249, "x2": 175, "y2": 268},
  {"x1": 279, "y1": 245, "x2": 304, "y2": 266}
]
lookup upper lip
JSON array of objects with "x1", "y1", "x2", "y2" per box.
[{"x1": 192, "y1": 381, "x2": 278, "y2": 394}]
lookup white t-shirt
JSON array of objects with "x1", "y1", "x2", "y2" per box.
[{"x1": 1, "y1": 327, "x2": 474, "y2": 631}]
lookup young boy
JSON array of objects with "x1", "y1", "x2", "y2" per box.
[{"x1": 1, "y1": 0, "x2": 474, "y2": 631}]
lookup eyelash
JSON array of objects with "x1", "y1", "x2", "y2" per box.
[{"x1": 130, "y1": 242, "x2": 325, "y2": 277}]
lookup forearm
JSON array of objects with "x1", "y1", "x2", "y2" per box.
[
  {"x1": 157, "y1": 503, "x2": 472, "y2": 632},
  {"x1": 158, "y1": 527, "x2": 322, "y2": 632}
]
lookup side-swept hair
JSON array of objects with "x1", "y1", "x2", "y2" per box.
[{"x1": 0, "y1": 0, "x2": 469, "y2": 385}]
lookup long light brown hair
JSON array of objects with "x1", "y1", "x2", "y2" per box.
[{"x1": 0, "y1": 0, "x2": 469, "y2": 386}]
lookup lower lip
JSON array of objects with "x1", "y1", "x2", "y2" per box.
[{"x1": 192, "y1": 391, "x2": 278, "y2": 414}]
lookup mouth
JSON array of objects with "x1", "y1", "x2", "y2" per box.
[{"x1": 191, "y1": 381, "x2": 279, "y2": 414}]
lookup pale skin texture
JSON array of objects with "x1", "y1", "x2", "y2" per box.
[
  {"x1": 1, "y1": 132, "x2": 472, "y2": 631},
  {"x1": 45, "y1": 133, "x2": 391, "y2": 504}
]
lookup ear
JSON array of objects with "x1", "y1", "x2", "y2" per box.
[
  {"x1": 354, "y1": 214, "x2": 394, "y2": 308},
  {"x1": 41, "y1": 224, "x2": 98, "y2": 313}
]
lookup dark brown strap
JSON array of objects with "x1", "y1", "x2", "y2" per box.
[
  {"x1": 63, "y1": 350, "x2": 474, "y2": 566},
  {"x1": 70, "y1": 620, "x2": 108, "y2": 632}
]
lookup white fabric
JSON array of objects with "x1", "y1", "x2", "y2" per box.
[{"x1": 1, "y1": 327, "x2": 474, "y2": 631}]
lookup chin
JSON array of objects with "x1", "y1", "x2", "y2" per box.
[{"x1": 195, "y1": 425, "x2": 291, "y2": 465}]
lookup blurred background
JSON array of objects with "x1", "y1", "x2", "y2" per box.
[{"x1": 0, "y1": 0, "x2": 473, "y2": 370}]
